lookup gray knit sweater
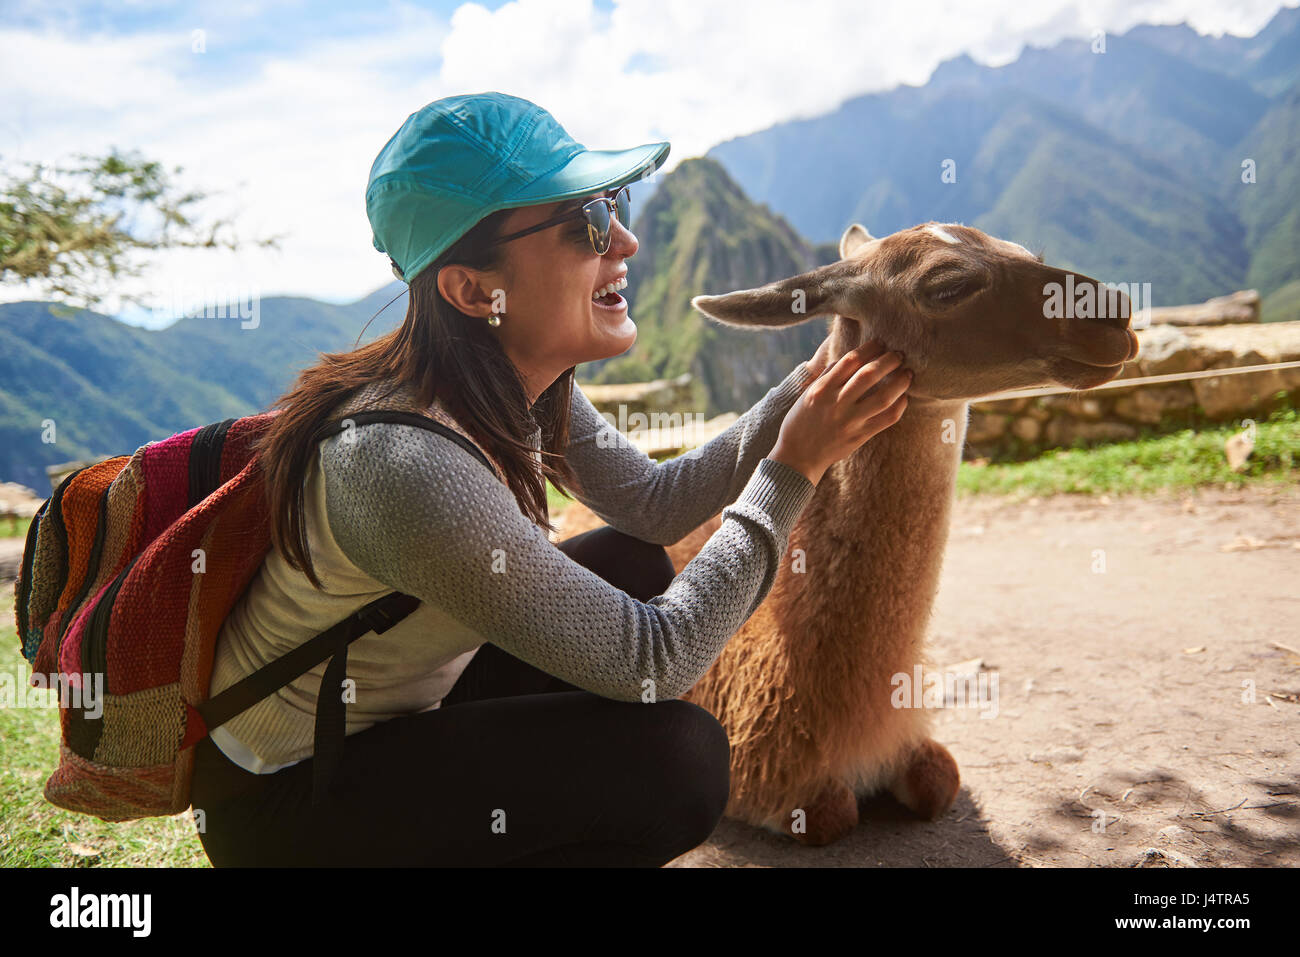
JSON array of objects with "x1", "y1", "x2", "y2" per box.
[{"x1": 207, "y1": 362, "x2": 817, "y2": 772}]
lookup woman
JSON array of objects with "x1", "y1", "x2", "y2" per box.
[{"x1": 189, "y1": 92, "x2": 912, "y2": 867}]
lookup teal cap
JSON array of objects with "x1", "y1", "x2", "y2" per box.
[{"x1": 366, "y1": 91, "x2": 670, "y2": 285}]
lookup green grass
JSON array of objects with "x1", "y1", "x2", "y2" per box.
[
  {"x1": 1261, "y1": 279, "x2": 1300, "y2": 324},
  {"x1": 546, "y1": 481, "x2": 574, "y2": 517},
  {"x1": 0, "y1": 588, "x2": 209, "y2": 867},
  {"x1": 1, "y1": 517, "x2": 32, "y2": 540},
  {"x1": 957, "y1": 405, "x2": 1299, "y2": 498}
]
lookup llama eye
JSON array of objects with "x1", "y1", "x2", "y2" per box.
[{"x1": 923, "y1": 274, "x2": 984, "y2": 305}]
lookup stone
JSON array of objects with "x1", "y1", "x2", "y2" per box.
[
  {"x1": 1148, "y1": 289, "x2": 1260, "y2": 326},
  {"x1": 965, "y1": 411, "x2": 1008, "y2": 444},
  {"x1": 1192, "y1": 355, "x2": 1285, "y2": 419},
  {"x1": 1071, "y1": 421, "x2": 1139, "y2": 443},
  {"x1": 1075, "y1": 397, "x2": 1104, "y2": 420},
  {"x1": 1011, "y1": 416, "x2": 1041, "y2": 441},
  {"x1": 1135, "y1": 325, "x2": 1201, "y2": 376},
  {"x1": 1040, "y1": 394, "x2": 1103, "y2": 418},
  {"x1": 973, "y1": 396, "x2": 1030, "y2": 415},
  {"x1": 1047, "y1": 419, "x2": 1139, "y2": 446},
  {"x1": 1113, "y1": 383, "x2": 1197, "y2": 424},
  {"x1": 581, "y1": 373, "x2": 695, "y2": 419},
  {"x1": 1225, "y1": 432, "x2": 1254, "y2": 471}
]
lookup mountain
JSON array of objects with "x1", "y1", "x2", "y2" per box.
[
  {"x1": 1126, "y1": 6, "x2": 1300, "y2": 96},
  {"x1": 705, "y1": 10, "x2": 1300, "y2": 306},
  {"x1": 929, "y1": 32, "x2": 1269, "y2": 182},
  {"x1": 972, "y1": 95, "x2": 1248, "y2": 307},
  {"x1": 0, "y1": 295, "x2": 401, "y2": 491},
  {"x1": 586, "y1": 157, "x2": 840, "y2": 416},
  {"x1": 1234, "y1": 79, "x2": 1300, "y2": 295}
]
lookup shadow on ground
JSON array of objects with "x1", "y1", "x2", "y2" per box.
[{"x1": 670, "y1": 787, "x2": 1015, "y2": 867}]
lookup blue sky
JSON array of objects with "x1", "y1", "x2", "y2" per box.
[{"x1": 1, "y1": 0, "x2": 1293, "y2": 326}]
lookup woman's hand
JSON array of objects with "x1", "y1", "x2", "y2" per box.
[
  {"x1": 769, "y1": 339, "x2": 911, "y2": 486},
  {"x1": 805, "y1": 336, "x2": 835, "y2": 379}
]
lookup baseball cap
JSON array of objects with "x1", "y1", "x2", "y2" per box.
[{"x1": 366, "y1": 91, "x2": 671, "y2": 285}]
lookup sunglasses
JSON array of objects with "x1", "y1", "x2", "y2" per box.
[{"x1": 483, "y1": 185, "x2": 631, "y2": 256}]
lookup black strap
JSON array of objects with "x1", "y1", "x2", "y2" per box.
[
  {"x1": 318, "y1": 410, "x2": 496, "y2": 475},
  {"x1": 199, "y1": 409, "x2": 495, "y2": 805},
  {"x1": 197, "y1": 591, "x2": 420, "y2": 732},
  {"x1": 308, "y1": 593, "x2": 420, "y2": 805}
]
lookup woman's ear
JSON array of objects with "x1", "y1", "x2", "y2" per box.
[{"x1": 436, "y1": 264, "x2": 497, "y2": 318}]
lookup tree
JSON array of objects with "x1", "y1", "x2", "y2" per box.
[{"x1": 0, "y1": 147, "x2": 281, "y2": 313}]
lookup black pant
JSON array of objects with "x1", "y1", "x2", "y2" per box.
[{"x1": 189, "y1": 526, "x2": 731, "y2": 867}]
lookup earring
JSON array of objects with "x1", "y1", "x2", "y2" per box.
[{"x1": 488, "y1": 313, "x2": 502, "y2": 327}]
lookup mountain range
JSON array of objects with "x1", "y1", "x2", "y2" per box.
[
  {"x1": 0, "y1": 296, "x2": 402, "y2": 491},
  {"x1": 3, "y1": 10, "x2": 1298, "y2": 486},
  {"x1": 705, "y1": 6, "x2": 1300, "y2": 310}
]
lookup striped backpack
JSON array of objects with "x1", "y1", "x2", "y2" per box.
[{"x1": 13, "y1": 408, "x2": 493, "y2": 822}]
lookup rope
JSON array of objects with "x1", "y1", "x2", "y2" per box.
[{"x1": 979, "y1": 359, "x2": 1300, "y2": 403}]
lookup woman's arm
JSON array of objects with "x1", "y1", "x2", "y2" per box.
[
  {"x1": 562, "y1": 361, "x2": 816, "y2": 545},
  {"x1": 319, "y1": 422, "x2": 815, "y2": 701}
]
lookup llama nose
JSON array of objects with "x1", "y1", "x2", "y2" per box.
[
  {"x1": 1110, "y1": 287, "x2": 1134, "y2": 329},
  {"x1": 1070, "y1": 274, "x2": 1132, "y2": 330}
]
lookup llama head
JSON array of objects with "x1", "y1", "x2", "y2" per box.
[{"x1": 691, "y1": 221, "x2": 1141, "y2": 402}]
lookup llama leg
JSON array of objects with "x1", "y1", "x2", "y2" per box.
[
  {"x1": 788, "y1": 779, "x2": 859, "y2": 846},
  {"x1": 887, "y1": 738, "x2": 960, "y2": 820}
]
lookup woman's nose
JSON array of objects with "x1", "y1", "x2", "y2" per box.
[{"x1": 606, "y1": 217, "x2": 637, "y2": 258}]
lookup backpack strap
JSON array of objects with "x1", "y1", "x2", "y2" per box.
[
  {"x1": 199, "y1": 410, "x2": 498, "y2": 804},
  {"x1": 322, "y1": 409, "x2": 496, "y2": 475}
]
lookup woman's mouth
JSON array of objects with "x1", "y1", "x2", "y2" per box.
[{"x1": 592, "y1": 276, "x2": 628, "y2": 310}]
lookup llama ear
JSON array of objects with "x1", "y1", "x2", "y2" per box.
[
  {"x1": 839, "y1": 223, "x2": 874, "y2": 259},
  {"x1": 691, "y1": 260, "x2": 862, "y2": 329}
]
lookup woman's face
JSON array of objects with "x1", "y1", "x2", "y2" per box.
[{"x1": 440, "y1": 188, "x2": 639, "y2": 401}]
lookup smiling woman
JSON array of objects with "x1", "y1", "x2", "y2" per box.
[{"x1": 186, "y1": 91, "x2": 910, "y2": 868}]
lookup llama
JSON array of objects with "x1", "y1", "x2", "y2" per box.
[{"x1": 561, "y1": 222, "x2": 1140, "y2": 845}]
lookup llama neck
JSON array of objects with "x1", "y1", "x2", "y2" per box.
[{"x1": 773, "y1": 399, "x2": 969, "y2": 668}]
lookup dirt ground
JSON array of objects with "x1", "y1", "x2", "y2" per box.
[{"x1": 664, "y1": 485, "x2": 1300, "y2": 868}]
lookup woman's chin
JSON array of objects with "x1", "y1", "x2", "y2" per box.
[{"x1": 591, "y1": 315, "x2": 637, "y2": 356}]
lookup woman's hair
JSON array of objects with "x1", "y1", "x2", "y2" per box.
[{"x1": 255, "y1": 209, "x2": 581, "y2": 590}]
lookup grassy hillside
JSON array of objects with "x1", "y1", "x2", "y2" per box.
[
  {"x1": 1235, "y1": 80, "x2": 1300, "y2": 296},
  {"x1": 0, "y1": 295, "x2": 401, "y2": 491}
]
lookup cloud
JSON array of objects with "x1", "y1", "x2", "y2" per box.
[{"x1": 0, "y1": 0, "x2": 1291, "y2": 324}]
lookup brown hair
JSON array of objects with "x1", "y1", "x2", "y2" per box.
[{"x1": 255, "y1": 209, "x2": 581, "y2": 590}]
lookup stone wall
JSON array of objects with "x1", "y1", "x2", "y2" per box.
[
  {"x1": 577, "y1": 373, "x2": 696, "y2": 419},
  {"x1": 965, "y1": 318, "x2": 1300, "y2": 460},
  {"x1": 1146, "y1": 289, "x2": 1260, "y2": 326}
]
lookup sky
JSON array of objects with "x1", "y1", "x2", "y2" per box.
[{"x1": 0, "y1": 0, "x2": 1293, "y2": 327}]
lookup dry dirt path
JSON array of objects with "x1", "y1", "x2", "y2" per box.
[{"x1": 668, "y1": 486, "x2": 1300, "y2": 867}]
